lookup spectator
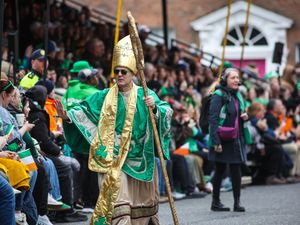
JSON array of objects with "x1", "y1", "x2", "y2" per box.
[
  {"x1": 247, "y1": 102, "x2": 286, "y2": 184},
  {"x1": 36, "y1": 79, "x2": 60, "y2": 133},
  {"x1": 69, "y1": 60, "x2": 92, "y2": 80},
  {"x1": 0, "y1": 133, "x2": 16, "y2": 225},
  {"x1": 19, "y1": 49, "x2": 48, "y2": 90},
  {"x1": 25, "y1": 85, "x2": 87, "y2": 222},
  {"x1": 63, "y1": 67, "x2": 99, "y2": 107},
  {"x1": 82, "y1": 38, "x2": 107, "y2": 72},
  {"x1": 208, "y1": 68, "x2": 251, "y2": 212},
  {"x1": 0, "y1": 79, "x2": 39, "y2": 224},
  {"x1": 62, "y1": 69, "x2": 101, "y2": 210},
  {"x1": 0, "y1": 172, "x2": 16, "y2": 225},
  {"x1": 265, "y1": 99, "x2": 300, "y2": 178}
]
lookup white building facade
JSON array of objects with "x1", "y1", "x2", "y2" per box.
[{"x1": 191, "y1": 1, "x2": 293, "y2": 77}]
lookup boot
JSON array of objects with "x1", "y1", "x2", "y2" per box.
[
  {"x1": 233, "y1": 200, "x2": 245, "y2": 212},
  {"x1": 211, "y1": 199, "x2": 230, "y2": 211}
]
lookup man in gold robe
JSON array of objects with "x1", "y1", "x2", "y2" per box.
[{"x1": 58, "y1": 35, "x2": 173, "y2": 225}]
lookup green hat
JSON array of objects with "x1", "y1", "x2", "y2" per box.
[
  {"x1": 70, "y1": 61, "x2": 93, "y2": 73},
  {"x1": 223, "y1": 61, "x2": 233, "y2": 69},
  {"x1": 264, "y1": 71, "x2": 279, "y2": 80}
]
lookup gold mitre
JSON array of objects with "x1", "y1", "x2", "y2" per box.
[{"x1": 112, "y1": 35, "x2": 137, "y2": 75}]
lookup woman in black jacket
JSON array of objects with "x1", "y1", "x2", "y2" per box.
[
  {"x1": 208, "y1": 68, "x2": 249, "y2": 212},
  {"x1": 25, "y1": 85, "x2": 87, "y2": 222},
  {"x1": 26, "y1": 86, "x2": 60, "y2": 157}
]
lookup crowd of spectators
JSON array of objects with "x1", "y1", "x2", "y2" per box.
[{"x1": 1, "y1": 0, "x2": 300, "y2": 224}]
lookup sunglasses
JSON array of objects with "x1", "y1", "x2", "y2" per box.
[{"x1": 114, "y1": 68, "x2": 128, "y2": 76}]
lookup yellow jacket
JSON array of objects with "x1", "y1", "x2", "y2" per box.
[{"x1": 0, "y1": 159, "x2": 30, "y2": 190}]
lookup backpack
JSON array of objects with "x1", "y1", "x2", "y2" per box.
[
  {"x1": 199, "y1": 90, "x2": 227, "y2": 134},
  {"x1": 199, "y1": 94, "x2": 213, "y2": 134}
]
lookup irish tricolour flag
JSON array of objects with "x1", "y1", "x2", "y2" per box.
[
  {"x1": 18, "y1": 149, "x2": 37, "y2": 171},
  {"x1": 173, "y1": 142, "x2": 190, "y2": 156}
]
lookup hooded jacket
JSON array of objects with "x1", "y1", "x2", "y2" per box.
[{"x1": 26, "y1": 85, "x2": 61, "y2": 156}]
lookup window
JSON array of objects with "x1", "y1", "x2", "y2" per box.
[{"x1": 222, "y1": 25, "x2": 268, "y2": 46}]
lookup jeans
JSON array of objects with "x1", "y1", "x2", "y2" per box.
[
  {"x1": 59, "y1": 155, "x2": 80, "y2": 203},
  {"x1": 155, "y1": 158, "x2": 166, "y2": 195},
  {"x1": 22, "y1": 189, "x2": 38, "y2": 225},
  {"x1": 0, "y1": 175, "x2": 15, "y2": 225},
  {"x1": 16, "y1": 172, "x2": 38, "y2": 225},
  {"x1": 42, "y1": 156, "x2": 62, "y2": 200}
]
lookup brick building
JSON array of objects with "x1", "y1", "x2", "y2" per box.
[{"x1": 83, "y1": 0, "x2": 300, "y2": 76}]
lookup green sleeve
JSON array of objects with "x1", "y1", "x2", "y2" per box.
[
  {"x1": 23, "y1": 131, "x2": 38, "y2": 158},
  {"x1": 63, "y1": 89, "x2": 109, "y2": 154},
  {"x1": 63, "y1": 121, "x2": 91, "y2": 155},
  {"x1": 148, "y1": 89, "x2": 173, "y2": 160}
]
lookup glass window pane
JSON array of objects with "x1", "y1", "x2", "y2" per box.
[
  {"x1": 254, "y1": 37, "x2": 268, "y2": 45},
  {"x1": 229, "y1": 28, "x2": 238, "y2": 40},
  {"x1": 250, "y1": 27, "x2": 260, "y2": 40}
]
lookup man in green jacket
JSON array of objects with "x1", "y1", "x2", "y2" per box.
[
  {"x1": 57, "y1": 35, "x2": 172, "y2": 225},
  {"x1": 62, "y1": 68, "x2": 100, "y2": 110},
  {"x1": 61, "y1": 67, "x2": 100, "y2": 210}
]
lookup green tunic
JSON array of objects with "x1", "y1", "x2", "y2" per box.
[{"x1": 64, "y1": 86, "x2": 172, "y2": 182}]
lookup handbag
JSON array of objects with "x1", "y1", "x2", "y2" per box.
[{"x1": 217, "y1": 99, "x2": 238, "y2": 141}]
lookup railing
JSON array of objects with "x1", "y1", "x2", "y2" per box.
[
  {"x1": 58, "y1": 0, "x2": 221, "y2": 69},
  {"x1": 170, "y1": 39, "x2": 222, "y2": 68}
]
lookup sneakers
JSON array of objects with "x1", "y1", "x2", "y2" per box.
[
  {"x1": 47, "y1": 194, "x2": 72, "y2": 212},
  {"x1": 36, "y1": 215, "x2": 53, "y2": 225},
  {"x1": 265, "y1": 176, "x2": 286, "y2": 185},
  {"x1": 286, "y1": 176, "x2": 297, "y2": 184},
  {"x1": 74, "y1": 202, "x2": 84, "y2": 210},
  {"x1": 15, "y1": 212, "x2": 28, "y2": 225},
  {"x1": 206, "y1": 182, "x2": 213, "y2": 192},
  {"x1": 241, "y1": 176, "x2": 252, "y2": 185},
  {"x1": 172, "y1": 191, "x2": 186, "y2": 200},
  {"x1": 199, "y1": 187, "x2": 212, "y2": 193},
  {"x1": 159, "y1": 195, "x2": 169, "y2": 203},
  {"x1": 81, "y1": 207, "x2": 94, "y2": 213},
  {"x1": 48, "y1": 194, "x2": 63, "y2": 206},
  {"x1": 13, "y1": 188, "x2": 22, "y2": 195},
  {"x1": 185, "y1": 191, "x2": 207, "y2": 199},
  {"x1": 221, "y1": 178, "x2": 232, "y2": 192},
  {"x1": 48, "y1": 202, "x2": 72, "y2": 212},
  {"x1": 54, "y1": 211, "x2": 88, "y2": 223}
]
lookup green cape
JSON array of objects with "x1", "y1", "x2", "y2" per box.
[{"x1": 64, "y1": 86, "x2": 173, "y2": 181}]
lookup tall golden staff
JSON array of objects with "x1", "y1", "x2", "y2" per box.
[
  {"x1": 110, "y1": 0, "x2": 123, "y2": 87},
  {"x1": 239, "y1": 0, "x2": 252, "y2": 69},
  {"x1": 127, "y1": 11, "x2": 180, "y2": 225},
  {"x1": 218, "y1": 0, "x2": 231, "y2": 79},
  {"x1": 209, "y1": 0, "x2": 231, "y2": 93}
]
